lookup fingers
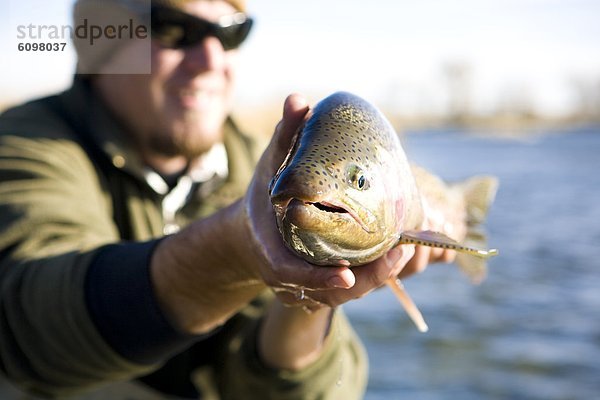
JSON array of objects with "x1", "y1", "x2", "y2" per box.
[
  {"x1": 398, "y1": 245, "x2": 430, "y2": 278},
  {"x1": 425, "y1": 246, "x2": 456, "y2": 265},
  {"x1": 268, "y1": 242, "x2": 454, "y2": 309},
  {"x1": 268, "y1": 245, "x2": 455, "y2": 309},
  {"x1": 277, "y1": 245, "x2": 416, "y2": 308},
  {"x1": 438, "y1": 248, "x2": 456, "y2": 264},
  {"x1": 347, "y1": 245, "x2": 415, "y2": 296}
]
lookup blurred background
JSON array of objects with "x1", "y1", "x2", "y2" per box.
[
  {"x1": 2, "y1": 0, "x2": 600, "y2": 133},
  {"x1": 2, "y1": 0, "x2": 599, "y2": 399}
]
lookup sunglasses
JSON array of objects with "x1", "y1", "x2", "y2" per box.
[{"x1": 151, "y1": 6, "x2": 253, "y2": 51}]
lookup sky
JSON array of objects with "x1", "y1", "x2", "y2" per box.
[{"x1": 1, "y1": 0, "x2": 600, "y2": 116}]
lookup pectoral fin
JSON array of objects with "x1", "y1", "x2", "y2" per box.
[
  {"x1": 398, "y1": 230, "x2": 499, "y2": 258},
  {"x1": 398, "y1": 230, "x2": 498, "y2": 284},
  {"x1": 385, "y1": 278, "x2": 428, "y2": 333}
]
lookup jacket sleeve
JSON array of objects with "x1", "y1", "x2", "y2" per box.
[
  {"x1": 0, "y1": 105, "x2": 190, "y2": 398},
  {"x1": 213, "y1": 293, "x2": 369, "y2": 400}
]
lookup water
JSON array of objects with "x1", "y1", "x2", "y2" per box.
[{"x1": 344, "y1": 126, "x2": 600, "y2": 400}]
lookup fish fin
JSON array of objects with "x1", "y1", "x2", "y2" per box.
[
  {"x1": 457, "y1": 175, "x2": 499, "y2": 225},
  {"x1": 455, "y1": 228, "x2": 491, "y2": 284},
  {"x1": 455, "y1": 253, "x2": 487, "y2": 284},
  {"x1": 453, "y1": 175, "x2": 499, "y2": 282},
  {"x1": 399, "y1": 230, "x2": 498, "y2": 258},
  {"x1": 385, "y1": 278, "x2": 428, "y2": 333},
  {"x1": 402, "y1": 175, "x2": 499, "y2": 283},
  {"x1": 399, "y1": 230, "x2": 498, "y2": 283}
]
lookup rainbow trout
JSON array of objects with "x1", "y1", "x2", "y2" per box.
[{"x1": 270, "y1": 92, "x2": 498, "y2": 331}]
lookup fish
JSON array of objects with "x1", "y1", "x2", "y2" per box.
[{"x1": 269, "y1": 91, "x2": 498, "y2": 332}]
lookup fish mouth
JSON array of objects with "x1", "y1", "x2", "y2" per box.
[
  {"x1": 281, "y1": 199, "x2": 372, "y2": 233},
  {"x1": 308, "y1": 201, "x2": 349, "y2": 214}
]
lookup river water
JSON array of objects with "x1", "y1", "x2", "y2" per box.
[{"x1": 344, "y1": 126, "x2": 600, "y2": 399}]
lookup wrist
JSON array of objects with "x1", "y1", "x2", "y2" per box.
[
  {"x1": 258, "y1": 301, "x2": 335, "y2": 371},
  {"x1": 150, "y1": 200, "x2": 266, "y2": 334}
]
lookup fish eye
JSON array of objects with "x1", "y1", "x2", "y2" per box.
[
  {"x1": 347, "y1": 165, "x2": 370, "y2": 191},
  {"x1": 357, "y1": 175, "x2": 367, "y2": 189}
]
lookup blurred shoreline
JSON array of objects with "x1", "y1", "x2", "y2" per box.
[
  {"x1": 3, "y1": 96, "x2": 598, "y2": 140},
  {"x1": 233, "y1": 100, "x2": 600, "y2": 139},
  {"x1": 386, "y1": 113, "x2": 600, "y2": 138}
]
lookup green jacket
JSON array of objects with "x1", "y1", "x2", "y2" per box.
[{"x1": 0, "y1": 78, "x2": 367, "y2": 399}]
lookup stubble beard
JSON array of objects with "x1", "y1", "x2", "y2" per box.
[{"x1": 146, "y1": 110, "x2": 224, "y2": 160}]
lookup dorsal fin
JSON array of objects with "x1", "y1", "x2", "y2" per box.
[{"x1": 458, "y1": 176, "x2": 499, "y2": 225}]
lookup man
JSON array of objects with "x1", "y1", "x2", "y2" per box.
[{"x1": 0, "y1": 0, "x2": 453, "y2": 398}]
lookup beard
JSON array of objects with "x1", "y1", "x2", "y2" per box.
[{"x1": 145, "y1": 110, "x2": 225, "y2": 160}]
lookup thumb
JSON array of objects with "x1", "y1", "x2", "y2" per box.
[{"x1": 268, "y1": 94, "x2": 310, "y2": 171}]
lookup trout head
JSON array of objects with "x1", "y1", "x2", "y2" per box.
[{"x1": 269, "y1": 92, "x2": 419, "y2": 266}]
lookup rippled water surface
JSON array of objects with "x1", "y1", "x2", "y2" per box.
[{"x1": 344, "y1": 127, "x2": 600, "y2": 400}]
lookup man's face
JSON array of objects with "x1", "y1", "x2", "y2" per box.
[{"x1": 99, "y1": 0, "x2": 241, "y2": 161}]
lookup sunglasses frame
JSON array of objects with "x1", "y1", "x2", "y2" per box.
[{"x1": 150, "y1": 5, "x2": 253, "y2": 51}]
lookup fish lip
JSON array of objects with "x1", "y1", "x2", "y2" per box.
[
  {"x1": 272, "y1": 195, "x2": 373, "y2": 234},
  {"x1": 304, "y1": 199, "x2": 372, "y2": 234}
]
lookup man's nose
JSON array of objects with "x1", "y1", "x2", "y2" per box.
[{"x1": 182, "y1": 36, "x2": 227, "y2": 72}]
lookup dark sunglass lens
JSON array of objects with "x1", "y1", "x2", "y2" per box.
[
  {"x1": 217, "y1": 19, "x2": 253, "y2": 50},
  {"x1": 152, "y1": 8, "x2": 187, "y2": 48},
  {"x1": 152, "y1": 6, "x2": 253, "y2": 50},
  {"x1": 152, "y1": 24, "x2": 184, "y2": 48},
  {"x1": 178, "y1": 20, "x2": 212, "y2": 47}
]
